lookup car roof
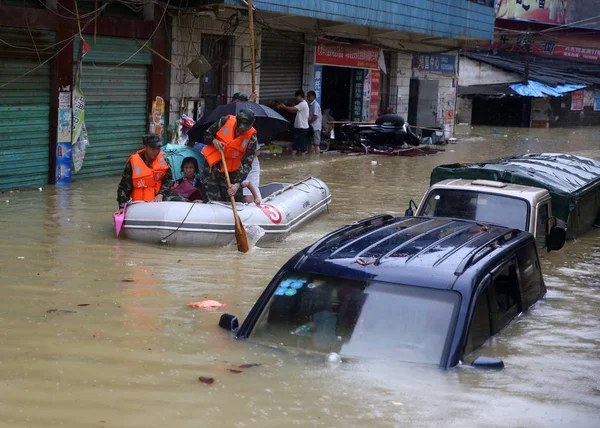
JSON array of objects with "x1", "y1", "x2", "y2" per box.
[
  {"x1": 430, "y1": 178, "x2": 549, "y2": 201},
  {"x1": 294, "y1": 215, "x2": 529, "y2": 290}
]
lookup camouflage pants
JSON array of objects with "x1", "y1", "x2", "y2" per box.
[
  {"x1": 162, "y1": 190, "x2": 188, "y2": 202},
  {"x1": 202, "y1": 164, "x2": 243, "y2": 203}
]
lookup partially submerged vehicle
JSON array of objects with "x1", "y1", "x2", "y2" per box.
[
  {"x1": 219, "y1": 215, "x2": 553, "y2": 369},
  {"x1": 121, "y1": 177, "x2": 331, "y2": 246},
  {"x1": 408, "y1": 153, "x2": 600, "y2": 249}
]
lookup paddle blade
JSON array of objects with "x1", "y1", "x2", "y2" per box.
[{"x1": 234, "y1": 219, "x2": 249, "y2": 253}]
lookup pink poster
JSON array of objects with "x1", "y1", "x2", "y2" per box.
[{"x1": 571, "y1": 90, "x2": 584, "y2": 111}]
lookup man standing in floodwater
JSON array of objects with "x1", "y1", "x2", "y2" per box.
[{"x1": 276, "y1": 90, "x2": 310, "y2": 156}]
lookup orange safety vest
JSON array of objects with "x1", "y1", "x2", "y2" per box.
[
  {"x1": 128, "y1": 149, "x2": 169, "y2": 202},
  {"x1": 202, "y1": 115, "x2": 256, "y2": 173}
]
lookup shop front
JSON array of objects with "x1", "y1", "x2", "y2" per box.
[{"x1": 313, "y1": 41, "x2": 385, "y2": 122}]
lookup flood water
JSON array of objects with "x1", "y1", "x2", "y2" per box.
[{"x1": 1, "y1": 126, "x2": 600, "y2": 427}]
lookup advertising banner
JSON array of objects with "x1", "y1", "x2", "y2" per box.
[
  {"x1": 481, "y1": 30, "x2": 600, "y2": 64},
  {"x1": 149, "y1": 96, "x2": 165, "y2": 135},
  {"x1": 351, "y1": 69, "x2": 364, "y2": 122},
  {"x1": 56, "y1": 142, "x2": 72, "y2": 184},
  {"x1": 313, "y1": 65, "x2": 323, "y2": 105},
  {"x1": 369, "y1": 70, "x2": 381, "y2": 122},
  {"x1": 71, "y1": 38, "x2": 91, "y2": 174},
  {"x1": 315, "y1": 41, "x2": 380, "y2": 70},
  {"x1": 571, "y1": 89, "x2": 584, "y2": 111},
  {"x1": 594, "y1": 89, "x2": 600, "y2": 111},
  {"x1": 496, "y1": 0, "x2": 567, "y2": 25}
]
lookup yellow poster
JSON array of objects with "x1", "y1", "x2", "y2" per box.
[{"x1": 150, "y1": 96, "x2": 165, "y2": 136}]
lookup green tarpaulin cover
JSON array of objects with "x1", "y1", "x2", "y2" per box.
[{"x1": 430, "y1": 153, "x2": 600, "y2": 222}]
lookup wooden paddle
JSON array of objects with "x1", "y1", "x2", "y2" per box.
[{"x1": 219, "y1": 148, "x2": 249, "y2": 253}]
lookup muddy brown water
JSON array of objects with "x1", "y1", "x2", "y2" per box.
[{"x1": 1, "y1": 126, "x2": 599, "y2": 427}]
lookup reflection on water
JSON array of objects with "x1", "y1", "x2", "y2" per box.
[{"x1": 1, "y1": 127, "x2": 599, "y2": 427}]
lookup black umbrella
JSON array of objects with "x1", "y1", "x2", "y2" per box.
[{"x1": 187, "y1": 101, "x2": 289, "y2": 143}]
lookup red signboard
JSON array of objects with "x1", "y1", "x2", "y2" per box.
[
  {"x1": 369, "y1": 70, "x2": 381, "y2": 122},
  {"x1": 496, "y1": 0, "x2": 567, "y2": 25},
  {"x1": 315, "y1": 41, "x2": 380, "y2": 70},
  {"x1": 478, "y1": 31, "x2": 600, "y2": 64}
]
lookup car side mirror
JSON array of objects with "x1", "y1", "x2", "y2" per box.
[
  {"x1": 471, "y1": 356, "x2": 504, "y2": 369},
  {"x1": 405, "y1": 199, "x2": 417, "y2": 217},
  {"x1": 219, "y1": 313, "x2": 239, "y2": 332},
  {"x1": 546, "y1": 218, "x2": 566, "y2": 252}
]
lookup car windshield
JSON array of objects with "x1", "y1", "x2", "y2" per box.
[
  {"x1": 250, "y1": 273, "x2": 460, "y2": 365},
  {"x1": 420, "y1": 189, "x2": 529, "y2": 231}
]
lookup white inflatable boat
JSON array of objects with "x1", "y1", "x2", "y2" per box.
[{"x1": 121, "y1": 177, "x2": 331, "y2": 247}]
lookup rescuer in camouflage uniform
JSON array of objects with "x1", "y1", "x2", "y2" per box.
[
  {"x1": 116, "y1": 133, "x2": 186, "y2": 212},
  {"x1": 202, "y1": 109, "x2": 258, "y2": 203}
]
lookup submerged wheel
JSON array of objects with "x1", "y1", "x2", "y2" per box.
[{"x1": 320, "y1": 137, "x2": 330, "y2": 152}]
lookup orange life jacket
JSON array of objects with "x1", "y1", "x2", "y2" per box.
[
  {"x1": 128, "y1": 149, "x2": 169, "y2": 202},
  {"x1": 202, "y1": 115, "x2": 256, "y2": 173}
]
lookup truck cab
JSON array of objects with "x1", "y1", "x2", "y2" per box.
[{"x1": 410, "y1": 179, "x2": 566, "y2": 251}]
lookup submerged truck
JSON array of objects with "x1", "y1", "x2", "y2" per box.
[{"x1": 407, "y1": 153, "x2": 600, "y2": 251}]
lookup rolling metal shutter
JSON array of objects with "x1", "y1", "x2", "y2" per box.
[
  {"x1": 73, "y1": 36, "x2": 151, "y2": 179},
  {"x1": 259, "y1": 31, "x2": 304, "y2": 105},
  {"x1": 0, "y1": 27, "x2": 54, "y2": 191}
]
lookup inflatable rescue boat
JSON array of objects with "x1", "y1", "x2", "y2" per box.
[{"x1": 121, "y1": 177, "x2": 331, "y2": 247}]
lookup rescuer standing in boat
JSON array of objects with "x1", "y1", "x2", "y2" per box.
[
  {"x1": 202, "y1": 108, "x2": 258, "y2": 202},
  {"x1": 116, "y1": 133, "x2": 185, "y2": 213}
]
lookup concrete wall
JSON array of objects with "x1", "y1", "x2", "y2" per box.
[
  {"x1": 388, "y1": 52, "x2": 413, "y2": 117},
  {"x1": 411, "y1": 52, "x2": 458, "y2": 135},
  {"x1": 169, "y1": 12, "x2": 259, "y2": 126},
  {"x1": 458, "y1": 57, "x2": 521, "y2": 87}
]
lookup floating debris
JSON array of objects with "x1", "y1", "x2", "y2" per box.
[{"x1": 198, "y1": 376, "x2": 215, "y2": 385}]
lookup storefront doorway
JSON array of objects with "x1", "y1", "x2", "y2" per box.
[
  {"x1": 321, "y1": 66, "x2": 352, "y2": 120},
  {"x1": 408, "y1": 78, "x2": 439, "y2": 128}
]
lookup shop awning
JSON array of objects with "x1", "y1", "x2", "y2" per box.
[
  {"x1": 461, "y1": 50, "x2": 600, "y2": 87},
  {"x1": 509, "y1": 81, "x2": 587, "y2": 97}
]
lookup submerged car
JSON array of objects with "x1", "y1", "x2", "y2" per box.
[{"x1": 220, "y1": 215, "x2": 553, "y2": 369}]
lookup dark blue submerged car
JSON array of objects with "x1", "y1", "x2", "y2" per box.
[{"x1": 220, "y1": 215, "x2": 551, "y2": 369}]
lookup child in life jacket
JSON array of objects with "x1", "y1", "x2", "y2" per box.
[{"x1": 172, "y1": 157, "x2": 204, "y2": 202}]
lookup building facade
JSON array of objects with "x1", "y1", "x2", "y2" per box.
[
  {"x1": 168, "y1": 0, "x2": 496, "y2": 141},
  {"x1": 458, "y1": 0, "x2": 600, "y2": 128},
  {"x1": 0, "y1": 0, "x2": 169, "y2": 191}
]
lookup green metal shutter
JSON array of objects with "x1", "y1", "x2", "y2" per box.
[
  {"x1": 0, "y1": 27, "x2": 54, "y2": 191},
  {"x1": 259, "y1": 31, "x2": 304, "y2": 105},
  {"x1": 73, "y1": 36, "x2": 152, "y2": 179}
]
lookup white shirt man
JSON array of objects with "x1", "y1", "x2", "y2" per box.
[
  {"x1": 277, "y1": 90, "x2": 310, "y2": 155},
  {"x1": 307, "y1": 90, "x2": 322, "y2": 154}
]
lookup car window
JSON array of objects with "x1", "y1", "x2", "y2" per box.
[
  {"x1": 250, "y1": 272, "x2": 460, "y2": 366},
  {"x1": 491, "y1": 261, "x2": 521, "y2": 333},
  {"x1": 464, "y1": 283, "x2": 492, "y2": 356},
  {"x1": 535, "y1": 203, "x2": 549, "y2": 249},
  {"x1": 420, "y1": 189, "x2": 529, "y2": 231},
  {"x1": 517, "y1": 243, "x2": 544, "y2": 310}
]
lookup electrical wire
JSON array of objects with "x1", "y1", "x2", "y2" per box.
[{"x1": 105, "y1": 0, "x2": 170, "y2": 71}]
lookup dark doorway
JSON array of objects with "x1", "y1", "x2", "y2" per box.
[
  {"x1": 201, "y1": 35, "x2": 230, "y2": 111},
  {"x1": 408, "y1": 78, "x2": 419, "y2": 125},
  {"x1": 472, "y1": 96, "x2": 531, "y2": 127},
  {"x1": 322, "y1": 66, "x2": 353, "y2": 120}
]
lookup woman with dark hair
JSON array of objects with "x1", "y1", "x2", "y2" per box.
[{"x1": 172, "y1": 157, "x2": 204, "y2": 202}]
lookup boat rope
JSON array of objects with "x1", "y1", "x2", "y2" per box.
[
  {"x1": 306, "y1": 177, "x2": 330, "y2": 214},
  {"x1": 159, "y1": 203, "x2": 197, "y2": 244}
]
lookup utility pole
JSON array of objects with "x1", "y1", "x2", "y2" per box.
[{"x1": 522, "y1": 28, "x2": 532, "y2": 85}]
